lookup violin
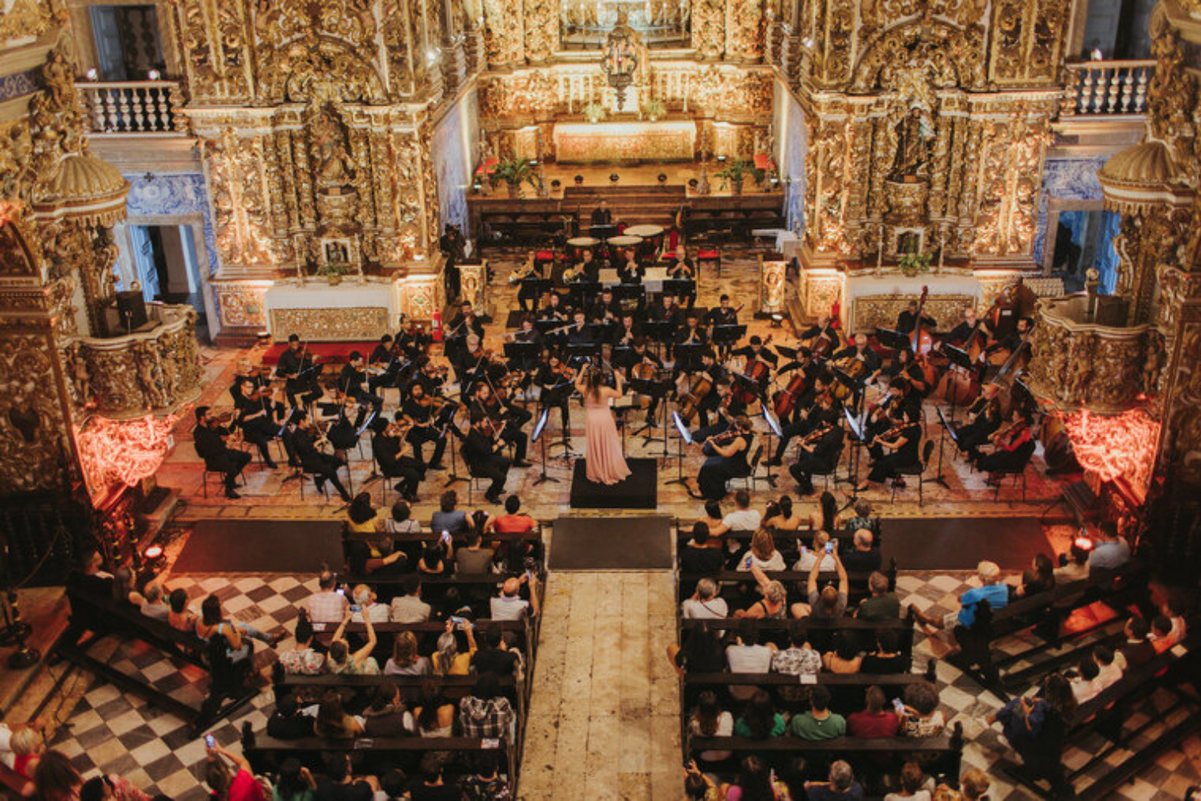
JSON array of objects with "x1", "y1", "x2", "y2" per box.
[{"x1": 869, "y1": 421, "x2": 909, "y2": 447}]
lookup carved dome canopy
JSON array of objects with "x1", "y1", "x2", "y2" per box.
[
  {"x1": 1100, "y1": 140, "x2": 1179, "y2": 189},
  {"x1": 32, "y1": 151, "x2": 130, "y2": 226}
]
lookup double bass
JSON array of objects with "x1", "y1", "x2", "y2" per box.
[
  {"x1": 910, "y1": 285, "x2": 934, "y2": 355},
  {"x1": 937, "y1": 293, "x2": 1006, "y2": 405}
]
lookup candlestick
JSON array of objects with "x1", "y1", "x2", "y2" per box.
[{"x1": 877, "y1": 224, "x2": 884, "y2": 269}]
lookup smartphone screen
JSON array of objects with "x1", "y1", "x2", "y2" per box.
[
  {"x1": 335, "y1": 588, "x2": 345, "y2": 596},
  {"x1": 204, "y1": 734, "x2": 216, "y2": 748},
  {"x1": 349, "y1": 604, "x2": 361, "y2": 612},
  {"x1": 825, "y1": 541, "x2": 834, "y2": 554}
]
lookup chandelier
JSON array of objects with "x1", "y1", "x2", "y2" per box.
[{"x1": 601, "y1": 20, "x2": 640, "y2": 106}]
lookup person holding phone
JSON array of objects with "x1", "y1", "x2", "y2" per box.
[
  {"x1": 736, "y1": 529, "x2": 786, "y2": 572},
  {"x1": 846, "y1": 686, "x2": 902, "y2": 739},
  {"x1": 793, "y1": 548, "x2": 848, "y2": 620},
  {"x1": 203, "y1": 739, "x2": 265, "y2": 801},
  {"x1": 325, "y1": 609, "x2": 379, "y2": 675}
]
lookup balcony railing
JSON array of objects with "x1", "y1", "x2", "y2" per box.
[
  {"x1": 1061, "y1": 60, "x2": 1155, "y2": 117},
  {"x1": 77, "y1": 81, "x2": 185, "y2": 135}
]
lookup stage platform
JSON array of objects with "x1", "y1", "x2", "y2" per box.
[
  {"x1": 569, "y1": 457, "x2": 658, "y2": 509},
  {"x1": 548, "y1": 515, "x2": 672, "y2": 570}
]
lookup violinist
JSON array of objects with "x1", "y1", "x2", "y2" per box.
[
  {"x1": 955, "y1": 383, "x2": 1002, "y2": 462},
  {"x1": 767, "y1": 375, "x2": 841, "y2": 466},
  {"x1": 293, "y1": 416, "x2": 352, "y2": 502},
  {"x1": 276, "y1": 334, "x2": 322, "y2": 408},
  {"x1": 232, "y1": 376, "x2": 281, "y2": 468},
  {"x1": 788, "y1": 398, "x2": 845, "y2": 496},
  {"x1": 536, "y1": 353, "x2": 575, "y2": 436},
  {"x1": 693, "y1": 377, "x2": 747, "y2": 444},
  {"x1": 856, "y1": 407, "x2": 922, "y2": 492},
  {"x1": 402, "y1": 382, "x2": 449, "y2": 470},
  {"x1": 230, "y1": 359, "x2": 273, "y2": 405},
  {"x1": 896, "y1": 300, "x2": 936, "y2": 336},
  {"x1": 863, "y1": 377, "x2": 913, "y2": 446},
  {"x1": 884, "y1": 348, "x2": 932, "y2": 399},
  {"x1": 415, "y1": 357, "x2": 449, "y2": 397},
  {"x1": 470, "y1": 383, "x2": 531, "y2": 468},
  {"x1": 193, "y1": 406, "x2": 251, "y2": 500},
  {"x1": 831, "y1": 333, "x2": 882, "y2": 384},
  {"x1": 317, "y1": 392, "x2": 363, "y2": 458},
  {"x1": 978, "y1": 408, "x2": 1034, "y2": 481},
  {"x1": 464, "y1": 414, "x2": 511, "y2": 504},
  {"x1": 372, "y1": 415, "x2": 422, "y2": 501},
  {"x1": 396, "y1": 315, "x2": 431, "y2": 359},
  {"x1": 367, "y1": 335, "x2": 403, "y2": 394},
  {"x1": 339, "y1": 351, "x2": 383, "y2": 425},
  {"x1": 460, "y1": 336, "x2": 505, "y2": 397},
  {"x1": 695, "y1": 414, "x2": 754, "y2": 500}
]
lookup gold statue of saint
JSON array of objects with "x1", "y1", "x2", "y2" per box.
[{"x1": 891, "y1": 109, "x2": 929, "y2": 180}]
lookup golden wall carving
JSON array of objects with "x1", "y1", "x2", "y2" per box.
[
  {"x1": 0, "y1": 0, "x2": 55, "y2": 46},
  {"x1": 0, "y1": 330, "x2": 72, "y2": 493},
  {"x1": 798, "y1": 268, "x2": 844, "y2": 322},
  {"x1": 213, "y1": 283, "x2": 269, "y2": 329},
  {"x1": 851, "y1": 294, "x2": 974, "y2": 335},
  {"x1": 398, "y1": 276, "x2": 439, "y2": 321},
  {"x1": 268, "y1": 306, "x2": 391, "y2": 342},
  {"x1": 692, "y1": 0, "x2": 725, "y2": 59}
]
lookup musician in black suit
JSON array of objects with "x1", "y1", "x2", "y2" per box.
[
  {"x1": 731, "y1": 335, "x2": 778, "y2": 398},
  {"x1": 798, "y1": 316, "x2": 842, "y2": 353},
  {"x1": 401, "y1": 382, "x2": 450, "y2": 469},
  {"x1": 464, "y1": 415, "x2": 511, "y2": 504},
  {"x1": 706, "y1": 295, "x2": 739, "y2": 360},
  {"x1": 590, "y1": 200, "x2": 612, "y2": 227},
  {"x1": 232, "y1": 378, "x2": 280, "y2": 468},
  {"x1": 767, "y1": 373, "x2": 840, "y2": 466},
  {"x1": 372, "y1": 416, "x2": 422, "y2": 501},
  {"x1": 367, "y1": 335, "x2": 403, "y2": 393},
  {"x1": 276, "y1": 334, "x2": 322, "y2": 408},
  {"x1": 294, "y1": 416, "x2": 351, "y2": 501},
  {"x1": 567, "y1": 309, "x2": 594, "y2": 346},
  {"x1": 193, "y1": 406, "x2": 252, "y2": 499},
  {"x1": 439, "y1": 224, "x2": 466, "y2": 300},
  {"x1": 339, "y1": 352, "x2": 383, "y2": 424},
  {"x1": 470, "y1": 383, "x2": 530, "y2": 467},
  {"x1": 396, "y1": 316, "x2": 431, "y2": 359},
  {"x1": 535, "y1": 354, "x2": 574, "y2": 436},
  {"x1": 831, "y1": 333, "x2": 882, "y2": 382},
  {"x1": 789, "y1": 415, "x2": 845, "y2": 496},
  {"x1": 690, "y1": 350, "x2": 726, "y2": 429},
  {"x1": 896, "y1": 301, "x2": 936, "y2": 335}
]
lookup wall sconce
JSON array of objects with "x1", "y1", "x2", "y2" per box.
[
  {"x1": 85, "y1": 68, "x2": 99, "y2": 81},
  {"x1": 147, "y1": 69, "x2": 161, "y2": 81}
]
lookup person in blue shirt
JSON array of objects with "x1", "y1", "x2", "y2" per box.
[
  {"x1": 910, "y1": 561, "x2": 1009, "y2": 654},
  {"x1": 1088, "y1": 520, "x2": 1131, "y2": 571}
]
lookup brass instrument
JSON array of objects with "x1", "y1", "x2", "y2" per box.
[{"x1": 508, "y1": 257, "x2": 538, "y2": 285}]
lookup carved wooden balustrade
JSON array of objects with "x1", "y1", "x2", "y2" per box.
[
  {"x1": 1059, "y1": 60, "x2": 1155, "y2": 117},
  {"x1": 1025, "y1": 295, "x2": 1161, "y2": 415},
  {"x1": 69, "y1": 303, "x2": 204, "y2": 419},
  {"x1": 76, "y1": 81, "x2": 186, "y2": 135}
]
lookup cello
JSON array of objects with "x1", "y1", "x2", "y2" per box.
[
  {"x1": 732, "y1": 334, "x2": 773, "y2": 405},
  {"x1": 937, "y1": 293, "x2": 1005, "y2": 405}
]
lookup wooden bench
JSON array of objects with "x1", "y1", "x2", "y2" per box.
[
  {"x1": 948, "y1": 559, "x2": 1152, "y2": 700},
  {"x1": 57, "y1": 584, "x2": 259, "y2": 735},
  {"x1": 243, "y1": 731, "x2": 520, "y2": 795},
  {"x1": 678, "y1": 563, "x2": 897, "y2": 606},
  {"x1": 681, "y1": 665, "x2": 935, "y2": 711},
  {"x1": 0, "y1": 762, "x2": 30, "y2": 798},
  {"x1": 679, "y1": 614, "x2": 917, "y2": 668},
  {"x1": 999, "y1": 631, "x2": 1201, "y2": 799},
  {"x1": 686, "y1": 724, "x2": 964, "y2": 799}
]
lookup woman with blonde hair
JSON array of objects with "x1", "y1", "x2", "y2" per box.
[{"x1": 738, "y1": 529, "x2": 786, "y2": 572}]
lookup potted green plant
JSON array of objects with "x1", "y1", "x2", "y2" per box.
[
  {"x1": 489, "y1": 156, "x2": 539, "y2": 198},
  {"x1": 583, "y1": 103, "x2": 607, "y2": 124},
  {"x1": 316, "y1": 262, "x2": 349, "y2": 285},
  {"x1": 714, "y1": 159, "x2": 763, "y2": 196},
  {"x1": 642, "y1": 98, "x2": 666, "y2": 122},
  {"x1": 897, "y1": 252, "x2": 932, "y2": 277}
]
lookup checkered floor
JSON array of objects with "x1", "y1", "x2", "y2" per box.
[{"x1": 41, "y1": 562, "x2": 1200, "y2": 800}]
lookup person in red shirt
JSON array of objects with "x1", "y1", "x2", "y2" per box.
[
  {"x1": 486, "y1": 495, "x2": 536, "y2": 534},
  {"x1": 204, "y1": 742, "x2": 266, "y2": 801},
  {"x1": 846, "y1": 685, "x2": 901, "y2": 738}
]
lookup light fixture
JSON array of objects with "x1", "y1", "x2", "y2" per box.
[
  {"x1": 1073, "y1": 536, "x2": 1094, "y2": 552},
  {"x1": 85, "y1": 68, "x2": 99, "y2": 81},
  {"x1": 601, "y1": 20, "x2": 640, "y2": 107},
  {"x1": 426, "y1": 47, "x2": 442, "y2": 66},
  {"x1": 147, "y1": 69, "x2": 161, "y2": 81}
]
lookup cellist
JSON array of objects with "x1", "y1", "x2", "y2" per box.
[
  {"x1": 766, "y1": 369, "x2": 842, "y2": 467},
  {"x1": 955, "y1": 383, "x2": 1003, "y2": 462}
]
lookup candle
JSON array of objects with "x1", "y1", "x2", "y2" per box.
[{"x1": 877, "y1": 224, "x2": 884, "y2": 269}]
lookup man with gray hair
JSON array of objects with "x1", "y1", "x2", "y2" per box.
[
  {"x1": 681, "y1": 578, "x2": 728, "y2": 619},
  {"x1": 855, "y1": 571, "x2": 899, "y2": 620},
  {"x1": 805, "y1": 760, "x2": 863, "y2": 800},
  {"x1": 840, "y1": 528, "x2": 882, "y2": 574},
  {"x1": 911, "y1": 560, "x2": 1009, "y2": 653},
  {"x1": 139, "y1": 581, "x2": 169, "y2": 621}
]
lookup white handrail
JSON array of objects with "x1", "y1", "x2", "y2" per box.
[
  {"x1": 1061, "y1": 61, "x2": 1154, "y2": 117},
  {"x1": 76, "y1": 80, "x2": 185, "y2": 135}
]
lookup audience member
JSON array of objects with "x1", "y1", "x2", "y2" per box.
[
  {"x1": 308, "y1": 568, "x2": 349, "y2": 629},
  {"x1": 841, "y1": 528, "x2": 882, "y2": 574},
  {"x1": 459, "y1": 671, "x2": 515, "y2": 739},
  {"x1": 721, "y1": 756, "x2": 790, "y2": 800},
  {"x1": 848, "y1": 686, "x2": 901, "y2": 739},
  {"x1": 1151, "y1": 612, "x2": 1184, "y2": 653},
  {"x1": 384, "y1": 630, "x2": 431, "y2": 676},
  {"x1": 314, "y1": 690, "x2": 365, "y2": 738},
  {"x1": 682, "y1": 578, "x2": 729, "y2": 620},
  {"x1": 167, "y1": 587, "x2": 198, "y2": 632},
  {"x1": 432, "y1": 619, "x2": 477, "y2": 675},
  {"x1": 1088, "y1": 521, "x2": 1130, "y2": 570},
  {"x1": 455, "y1": 529, "x2": 495, "y2": 575},
  {"x1": 410, "y1": 751, "x2": 457, "y2": 800},
  {"x1": 910, "y1": 561, "x2": 1007, "y2": 654},
  {"x1": 1054, "y1": 539, "x2": 1091, "y2": 582},
  {"x1": 791, "y1": 684, "x2": 846, "y2": 740},
  {"x1": 1115, "y1": 616, "x2": 1157, "y2": 670},
  {"x1": 345, "y1": 493, "x2": 380, "y2": 534},
  {"x1": 417, "y1": 540, "x2": 452, "y2": 575},
  {"x1": 490, "y1": 575, "x2": 540, "y2": 620},
  {"x1": 680, "y1": 522, "x2": 726, "y2": 574},
  {"x1": 412, "y1": 680, "x2": 456, "y2": 737},
  {"x1": 346, "y1": 539, "x2": 406, "y2": 577},
  {"x1": 719, "y1": 490, "x2": 761, "y2": 535},
  {"x1": 139, "y1": 582, "x2": 169, "y2": 621},
  {"x1": 856, "y1": 571, "x2": 900, "y2": 620},
  {"x1": 883, "y1": 762, "x2": 932, "y2": 801},
  {"x1": 314, "y1": 752, "x2": 376, "y2": 801},
  {"x1": 762, "y1": 495, "x2": 803, "y2": 532},
  {"x1": 689, "y1": 691, "x2": 734, "y2": 762},
  {"x1": 822, "y1": 631, "x2": 863, "y2": 674},
  {"x1": 734, "y1": 690, "x2": 787, "y2": 738},
  {"x1": 738, "y1": 529, "x2": 786, "y2": 571},
  {"x1": 810, "y1": 491, "x2": 842, "y2": 533},
  {"x1": 988, "y1": 673, "x2": 1076, "y2": 795},
  {"x1": 667, "y1": 622, "x2": 726, "y2": 676},
  {"x1": 196, "y1": 595, "x2": 275, "y2": 664},
  {"x1": 279, "y1": 609, "x2": 325, "y2": 675},
  {"x1": 430, "y1": 490, "x2": 472, "y2": 535},
  {"x1": 734, "y1": 562, "x2": 788, "y2": 619},
  {"x1": 770, "y1": 620, "x2": 821, "y2": 679},
  {"x1": 725, "y1": 619, "x2": 777, "y2": 701},
  {"x1": 805, "y1": 760, "x2": 863, "y2": 801},
  {"x1": 349, "y1": 584, "x2": 389, "y2": 623},
  {"x1": 1066, "y1": 657, "x2": 1101, "y2": 705},
  {"x1": 267, "y1": 693, "x2": 315, "y2": 739},
  {"x1": 860, "y1": 629, "x2": 906, "y2": 673},
  {"x1": 795, "y1": 530, "x2": 837, "y2": 572},
  {"x1": 326, "y1": 611, "x2": 379, "y2": 675},
  {"x1": 205, "y1": 742, "x2": 266, "y2": 801},
  {"x1": 796, "y1": 550, "x2": 848, "y2": 620},
  {"x1": 900, "y1": 680, "x2": 944, "y2": 737},
  {"x1": 697, "y1": 499, "x2": 726, "y2": 537},
  {"x1": 958, "y1": 768, "x2": 990, "y2": 801},
  {"x1": 1092, "y1": 644, "x2": 1122, "y2": 689},
  {"x1": 1015, "y1": 553, "x2": 1055, "y2": 597},
  {"x1": 458, "y1": 752, "x2": 510, "y2": 800},
  {"x1": 389, "y1": 577, "x2": 432, "y2": 623},
  {"x1": 471, "y1": 625, "x2": 520, "y2": 677},
  {"x1": 272, "y1": 759, "x2": 317, "y2": 801},
  {"x1": 382, "y1": 501, "x2": 421, "y2": 535},
  {"x1": 845, "y1": 500, "x2": 880, "y2": 537},
  {"x1": 486, "y1": 495, "x2": 536, "y2": 534}
]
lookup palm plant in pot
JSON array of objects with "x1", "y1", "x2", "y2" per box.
[
  {"x1": 714, "y1": 159, "x2": 763, "y2": 196},
  {"x1": 489, "y1": 156, "x2": 539, "y2": 198}
]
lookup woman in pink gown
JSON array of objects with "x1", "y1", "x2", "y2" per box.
[{"x1": 575, "y1": 365, "x2": 632, "y2": 485}]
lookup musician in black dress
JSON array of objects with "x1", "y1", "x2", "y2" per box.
[
  {"x1": 692, "y1": 379, "x2": 747, "y2": 443},
  {"x1": 464, "y1": 415, "x2": 511, "y2": 504},
  {"x1": 883, "y1": 349, "x2": 932, "y2": 398},
  {"x1": 372, "y1": 417, "x2": 422, "y2": 501},
  {"x1": 293, "y1": 416, "x2": 352, "y2": 501},
  {"x1": 402, "y1": 382, "x2": 450, "y2": 469},
  {"x1": 536, "y1": 354, "x2": 574, "y2": 436},
  {"x1": 896, "y1": 301, "x2": 937, "y2": 336},
  {"x1": 232, "y1": 378, "x2": 280, "y2": 468},
  {"x1": 276, "y1": 334, "x2": 322, "y2": 408},
  {"x1": 695, "y1": 415, "x2": 753, "y2": 500},
  {"x1": 470, "y1": 383, "x2": 531, "y2": 467},
  {"x1": 789, "y1": 409, "x2": 845, "y2": 496},
  {"x1": 977, "y1": 408, "x2": 1035, "y2": 478},
  {"x1": 339, "y1": 352, "x2": 383, "y2": 424},
  {"x1": 858, "y1": 407, "x2": 922, "y2": 490},
  {"x1": 955, "y1": 384, "x2": 1002, "y2": 461},
  {"x1": 193, "y1": 406, "x2": 252, "y2": 499}
]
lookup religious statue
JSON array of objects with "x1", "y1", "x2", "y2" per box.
[
  {"x1": 890, "y1": 109, "x2": 930, "y2": 180},
  {"x1": 311, "y1": 110, "x2": 356, "y2": 190},
  {"x1": 42, "y1": 49, "x2": 75, "y2": 110}
]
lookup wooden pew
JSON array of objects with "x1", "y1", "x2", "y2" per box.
[
  {"x1": 677, "y1": 562, "x2": 897, "y2": 606},
  {"x1": 999, "y1": 631, "x2": 1201, "y2": 799},
  {"x1": 947, "y1": 559, "x2": 1152, "y2": 700},
  {"x1": 57, "y1": 584, "x2": 259, "y2": 735},
  {"x1": 679, "y1": 614, "x2": 918, "y2": 668},
  {"x1": 681, "y1": 665, "x2": 935, "y2": 712}
]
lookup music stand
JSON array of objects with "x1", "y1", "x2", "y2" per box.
[
  {"x1": 711, "y1": 324, "x2": 746, "y2": 358},
  {"x1": 589, "y1": 224, "x2": 617, "y2": 241},
  {"x1": 673, "y1": 342, "x2": 704, "y2": 375},
  {"x1": 630, "y1": 376, "x2": 673, "y2": 456},
  {"x1": 874, "y1": 327, "x2": 910, "y2": 352},
  {"x1": 644, "y1": 321, "x2": 677, "y2": 361},
  {"x1": 774, "y1": 344, "x2": 798, "y2": 362},
  {"x1": 838, "y1": 406, "x2": 867, "y2": 503},
  {"x1": 542, "y1": 379, "x2": 578, "y2": 458},
  {"x1": 612, "y1": 283, "x2": 645, "y2": 312},
  {"x1": 530, "y1": 408, "x2": 557, "y2": 486},
  {"x1": 566, "y1": 342, "x2": 601, "y2": 367},
  {"x1": 941, "y1": 344, "x2": 974, "y2": 424},
  {"x1": 761, "y1": 408, "x2": 783, "y2": 487},
  {"x1": 665, "y1": 411, "x2": 694, "y2": 489},
  {"x1": 439, "y1": 411, "x2": 469, "y2": 488},
  {"x1": 519, "y1": 277, "x2": 552, "y2": 313},
  {"x1": 503, "y1": 342, "x2": 539, "y2": 371},
  {"x1": 662, "y1": 278, "x2": 695, "y2": 301}
]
